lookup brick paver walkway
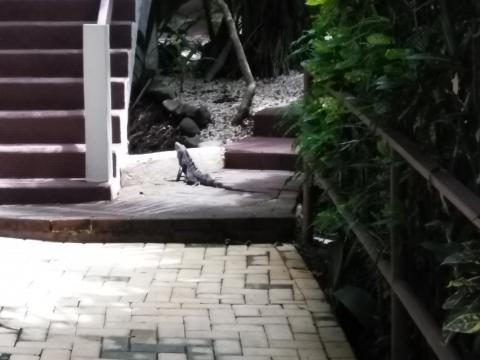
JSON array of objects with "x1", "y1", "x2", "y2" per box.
[{"x1": 0, "y1": 239, "x2": 356, "y2": 360}]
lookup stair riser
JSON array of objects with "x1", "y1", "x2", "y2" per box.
[
  {"x1": 0, "y1": 82, "x2": 125, "y2": 111},
  {"x1": 0, "y1": 52, "x2": 128, "y2": 78},
  {"x1": 0, "y1": 0, "x2": 135, "y2": 22},
  {"x1": 0, "y1": 23, "x2": 132, "y2": 50},
  {"x1": 0, "y1": 116, "x2": 121, "y2": 144},
  {"x1": 0, "y1": 153, "x2": 85, "y2": 178},
  {"x1": 0, "y1": 186, "x2": 112, "y2": 204},
  {"x1": 225, "y1": 153, "x2": 297, "y2": 171},
  {"x1": 253, "y1": 113, "x2": 294, "y2": 137}
]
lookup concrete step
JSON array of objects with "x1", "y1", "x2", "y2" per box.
[
  {"x1": 0, "y1": 78, "x2": 125, "y2": 111},
  {"x1": 225, "y1": 137, "x2": 297, "y2": 171},
  {"x1": 0, "y1": 111, "x2": 121, "y2": 144},
  {"x1": 252, "y1": 106, "x2": 296, "y2": 137},
  {"x1": 0, "y1": 50, "x2": 129, "y2": 78},
  {"x1": 0, "y1": 144, "x2": 86, "y2": 178},
  {"x1": 0, "y1": 0, "x2": 135, "y2": 22},
  {"x1": 0, "y1": 21, "x2": 132, "y2": 50},
  {"x1": 0, "y1": 178, "x2": 112, "y2": 204}
]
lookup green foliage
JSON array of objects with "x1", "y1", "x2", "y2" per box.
[{"x1": 295, "y1": 0, "x2": 480, "y2": 357}]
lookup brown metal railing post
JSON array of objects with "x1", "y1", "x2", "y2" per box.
[
  {"x1": 390, "y1": 150, "x2": 408, "y2": 360},
  {"x1": 301, "y1": 71, "x2": 315, "y2": 245},
  {"x1": 302, "y1": 163, "x2": 314, "y2": 244}
]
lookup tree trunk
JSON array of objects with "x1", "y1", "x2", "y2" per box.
[{"x1": 214, "y1": 0, "x2": 256, "y2": 125}]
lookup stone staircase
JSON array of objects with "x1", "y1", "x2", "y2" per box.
[
  {"x1": 225, "y1": 107, "x2": 297, "y2": 171},
  {"x1": 0, "y1": 0, "x2": 136, "y2": 204}
]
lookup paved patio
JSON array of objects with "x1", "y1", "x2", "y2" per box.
[{"x1": 0, "y1": 239, "x2": 356, "y2": 360}]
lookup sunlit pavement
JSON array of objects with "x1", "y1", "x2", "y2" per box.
[{"x1": 0, "y1": 239, "x2": 355, "y2": 360}]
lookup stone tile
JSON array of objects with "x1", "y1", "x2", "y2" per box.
[
  {"x1": 299, "y1": 348, "x2": 328, "y2": 360},
  {"x1": 19, "y1": 328, "x2": 48, "y2": 341},
  {"x1": 232, "y1": 305, "x2": 259, "y2": 317},
  {"x1": 324, "y1": 341, "x2": 355, "y2": 358},
  {"x1": 10, "y1": 356, "x2": 40, "y2": 360},
  {"x1": 265, "y1": 324, "x2": 293, "y2": 340},
  {"x1": 101, "y1": 352, "x2": 156, "y2": 360},
  {"x1": 214, "y1": 340, "x2": 242, "y2": 355},
  {"x1": 72, "y1": 339, "x2": 101, "y2": 358},
  {"x1": 288, "y1": 317, "x2": 316, "y2": 334},
  {"x1": 158, "y1": 322, "x2": 185, "y2": 339},
  {"x1": 102, "y1": 337, "x2": 129, "y2": 352},
  {"x1": 217, "y1": 357, "x2": 269, "y2": 360},
  {"x1": 245, "y1": 293, "x2": 269, "y2": 305},
  {"x1": 197, "y1": 283, "x2": 221, "y2": 294},
  {"x1": 40, "y1": 350, "x2": 70, "y2": 360},
  {"x1": 186, "y1": 331, "x2": 239, "y2": 340},
  {"x1": 0, "y1": 333, "x2": 17, "y2": 346},
  {"x1": 209, "y1": 309, "x2": 235, "y2": 324},
  {"x1": 243, "y1": 348, "x2": 298, "y2": 357},
  {"x1": 240, "y1": 331, "x2": 268, "y2": 348},
  {"x1": 157, "y1": 354, "x2": 187, "y2": 360},
  {"x1": 131, "y1": 329, "x2": 157, "y2": 344},
  {"x1": 237, "y1": 317, "x2": 287, "y2": 325},
  {"x1": 318, "y1": 327, "x2": 347, "y2": 342},
  {"x1": 185, "y1": 316, "x2": 211, "y2": 331}
]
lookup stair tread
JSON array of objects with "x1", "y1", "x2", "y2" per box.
[
  {"x1": 0, "y1": 77, "x2": 127, "y2": 83},
  {"x1": 0, "y1": 21, "x2": 131, "y2": 26},
  {"x1": 226, "y1": 137, "x2": 296, "y2": 154},
  {"x1": 0, "y1": 110, "x2": 84, "y2": 118},
  {"x1": 0, "y1": 110, "x2": 122, "y2": 117},
  {"x1": 0, "y1": 178, "x2": 109, "y2": 189},
  {"x1": 0, "y1": 144, "x2": 85, "y2": 153},
  {"x1": 0, "y1": 49, "x2": 128, "y2": 54}
]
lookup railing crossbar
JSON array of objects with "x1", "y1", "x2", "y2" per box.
[
  {"x1": 328, "y1": 88, "x2": 480, "y2": 228},
  {"x1": 315, "y1": 175, "x2": 462, "y2": 360}
]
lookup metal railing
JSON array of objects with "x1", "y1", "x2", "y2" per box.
[
  {"x1": 301, "y1": 85, "x2": 473, "y2": 360},
  {"x1": 82, "y1": 0, "x2": 114, "y2": 182}
]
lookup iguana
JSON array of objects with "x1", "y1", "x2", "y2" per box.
[{"x1": 175, "y1": 142, "x2": 233, "y2": 190}]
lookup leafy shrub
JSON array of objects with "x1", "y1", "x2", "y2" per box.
[{"x1": 296, "y1": 0, "x2": 480, "y2": 358}]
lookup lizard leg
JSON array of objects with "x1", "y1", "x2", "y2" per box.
[{"x1": 176, "y1": 168, "x2": 183, "y2": 182}]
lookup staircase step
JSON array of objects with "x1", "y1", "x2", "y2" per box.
[
  {"x1": 225, "y1": 137, "x2": 297, "y2": 171},
  {"x1": 0, "y1": 111, "x2": 121, "y2": 144},
  {"x1": 0, "y1": 0, "x2": 135, "y2": 22},
  {"x1": 0, "y1": 22, "x2": 132, "y2": 50},
  {"x1": 253, "y1": 106, "x2": 296, "y2": 137},
  {"x1": 0, "y1": 78, "x2": 125, "y2": 111},
  {"x1": 0, "y1": 50, "x2": 129, "y2": 78},
  {"x1": 0, "y1": 178, "x2": 112, "y2": 204},
  {"x1": 0, "y1": 144, "x2": 86, "y2": 178}
]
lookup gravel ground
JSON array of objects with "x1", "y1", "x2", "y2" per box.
[{"x1": 162, "y1": 72, "x2": 304, "y2": 145}]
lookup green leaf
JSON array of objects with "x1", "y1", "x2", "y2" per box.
[
  {"x1": 367, "y1": 33, "x2": 393, "y2": 46},
  {"x1": 385, "y1": 48, "x2": 410, "y2": 60},
  {"x1": 443, "y1": 291, "x2": 466, "y2": 310},
  {"x1": 444, "y1": 313, "x2": 480, "y2": 334},
  {"x1": 306, "y1": 0, "x2": 329, "y2": 6},
  {"x1": 442, "y1": 252, "x2": 480, "y2": 266}
]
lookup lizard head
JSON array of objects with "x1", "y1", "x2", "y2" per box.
[{"x1": 174, "y1": 142, "x2": 187, "y2": 152}]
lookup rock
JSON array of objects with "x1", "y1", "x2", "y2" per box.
[
  {"x1": 179, "y1": 134, "x2": 201, "y2": 148},
  {"x1": 195, "y1": 106, "x2": 212, "y2": 128},
  {"x1": 179, "y1": 117, "x2": 201, "y2": 137},
  {"x1": 163, "y1": 99, "x2": 212, "y2": 129},
  {"x1": 163, "y1": 99, "x2": 197, "y2": 117},
  {"x1": 146, "y1": 81, "x2": 176, "y2": 103}
]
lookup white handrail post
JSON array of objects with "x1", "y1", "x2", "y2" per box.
[{"x1": 83, "y1": 24, "x2": 113, "y2": 182}]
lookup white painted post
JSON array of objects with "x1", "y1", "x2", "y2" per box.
[{"x1": 83, "y1": 24, "x2": 113, "y2": 182}]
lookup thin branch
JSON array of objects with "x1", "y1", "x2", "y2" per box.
[{"x1": 214, "y1": 0, "x2": 256, "y2": 125}]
